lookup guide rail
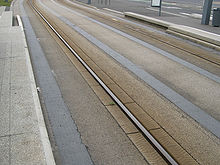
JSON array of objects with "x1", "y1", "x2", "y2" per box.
[{"x1": 30, "y1": 1, "x2": 178, "y2": 164}]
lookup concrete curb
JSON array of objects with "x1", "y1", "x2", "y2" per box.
[
  {"x1": 124, "y1": 11, "x2": 174, "y2": 28},
  {"x1": 124, "y1": 12, "x2": 220, "y2": 49},
  {"x1": 103, "y1": 8, "x2": 123, "y2": 15},
  {"x1": 167, "y1": 29, "x2": 220, "y2": 51},
  {"x1": 16, "y1": 15, "x2": 56, "y2": 165},
  {"x1": 168, "y1": 25, "x2": 220, "y2": 47}
]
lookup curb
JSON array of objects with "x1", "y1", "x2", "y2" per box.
[
  {"x1": 168, "y1": 25, "x2": 220, "y2": 47},
  {"x1": 167, "y1": 29, "x2": 220, "y2": 51},
  {"x1": 124, "y1": 11, "x2": 174, "y2": 28},
  {"x1": 17, "y1": 15, "x2": 56, "y2": 165},
  {"x1": 103, "y1": 8, "x2": 123, "y2": 15},
  {"x1": 124, "y1": 12, "x2": 220, "y2": 50}
]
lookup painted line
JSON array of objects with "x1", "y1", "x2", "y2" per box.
[
  {"x1": 162, "y1": 2, "x2": 177, "y2": 6},
  {"x1": 16, "y1": 14, "x2": 55, "y2": 165},
  {"x1": 128, "y1": 0, "x2": 151, "y2": 3},
  {"x1": 180, "y1": 12, "x2": 213, "y2": 20},
  {"x1": 162, "y1": 6, "x2": 182, "y2": 9},
  {"x1": 145, "y1": 7, "x2": 186, "y2": 17},
  {"x1": 38, "y1": 0, "x2": 220, "y2": 139},
  {"x1": 52, "y1": 0, "x2": 220, "y2": 84}
]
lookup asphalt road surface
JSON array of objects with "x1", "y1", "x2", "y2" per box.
[{"x1": 78, "y1": 0, "x2": 220, "y2": 17}]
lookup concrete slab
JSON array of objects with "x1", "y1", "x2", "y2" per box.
[
  {"x1": 0, "y1": 26, "x2": 22, "y2": 34},
  {"x1": 0, "y1": 11, "x2": 13, "y2": 28},
  {"x1": 0, "y1": 6, "x2": 6, "y2": 16},
  {"x1": 128, "y1": 133, "x2": 167, "y2": 165},
  {"x1": 11, "y1": 40, "x2": 27, "y2": 57},
  {"x1": 11, "y1": 57, "x2": 29, "y2": 84},
  {"x1": 0, "y1": 59, "x2": 5, "y2": 86},
  {"x1": 80, "y1": 71, "x2": 100, "y2": 86},
  {"x1": 150, "y1": 128, "x2": 198, "y2": 164},
  {"x1": 92, "y1": 85, "x2": 114, "y2": 105},
  {"x1": 107, "y1": 83, "x2": 134, "y2": 104},
  {"x1": 0, "y1": 58, "x2": 10, "y2": 86},
  {"x1": 0, "y1": 137, "x2": 9, "y2": 165},
  {"x1": 94, "y1": 70, "x2": 115, "y2": 85},
  {"x1": 0, "y1": 84, "x2": 10, "y2": 137},
  {"x1": 0, "y1": 11, "x2": 55, "y2": 165},
  {"x1": 10, "y1": 90, "x2": 39, "y2": 134},
  {"x1": 0, "y1": 42, "x2": 8, "y2": 59},
  {"x1": 125, "y1": 103, "x2": 160, "y2": 130},
  {"x1": 106, "y1": 105, "x2": 139, "y2": 134},
  {"x1": 0, "y1": 108, "x2": 9, "y2": 137},
  {"x1": 10, "y1": 133, "x2": 46, "y2": 165}
]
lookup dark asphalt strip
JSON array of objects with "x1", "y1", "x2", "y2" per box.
[{"x1": 19, "y1": 0, "x2": 94, "y2": 164}]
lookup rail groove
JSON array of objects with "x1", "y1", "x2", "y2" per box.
[{"x1": 29, "y1": 1, "x2": 179, "y2": 164}]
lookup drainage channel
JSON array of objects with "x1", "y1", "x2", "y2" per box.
[{"x1": 30, "y1": 1, "x2": 178, "y2": 165}]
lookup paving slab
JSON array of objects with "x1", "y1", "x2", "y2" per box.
[
  {"x1": 10, "y1": 133, "x2": 46, "y2": 165},
  {"x1": 0, "y1": 137, "x2": 9, "y2": 165},
  {"x1": 0, "y1": 10, "x2": 55, "y2": 165},
  {"x1": 0, "y1": 6, "x2": 6, "y2": 16},
  {"x1": 0, "y1": 11, "x2": 12, "y2": 27}
]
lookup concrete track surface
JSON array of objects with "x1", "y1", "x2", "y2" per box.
[{"x1": 12, "y1": 0, "x2": 220, "y2": 164}]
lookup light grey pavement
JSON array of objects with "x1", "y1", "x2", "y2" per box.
[
  {"x1": 0, "y1": 8, "x2": 55, "y2": 165},
  {"x1": 0, "y1": 6, "x2": 6, "y2": 15}
]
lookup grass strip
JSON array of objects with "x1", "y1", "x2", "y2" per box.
[{"x1": 0, "y1": 0, "x2": 13, "y2": 7}]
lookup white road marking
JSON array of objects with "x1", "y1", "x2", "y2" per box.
[
  {"x1": 103, "y1": 8, "x2": 123, "y2": 15},
  {"x1": 180, "y1": 12, "x2": 213, "y2": 20},
  {"x1": 162, "y1": 6, "x2": 182, "y2": 9},
  {"x1": 145, "y1": 7, "x2": 186, "y2": 17}
]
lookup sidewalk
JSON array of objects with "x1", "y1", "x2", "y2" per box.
[
  {"x1": 0, "y1": 8, "x2": 55, "y2": 164},
  {"x1": 126, "y1": 8, "x2": 220, "y2": 35}
]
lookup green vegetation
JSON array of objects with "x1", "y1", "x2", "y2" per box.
[
  {"x1": 0, "y1": 0, "x2": 13, "y2": 7},
  {"x1": 108, "y1": 102, "x2": 116, "y2": 106}
]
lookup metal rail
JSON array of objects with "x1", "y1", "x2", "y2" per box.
[{"x1": 30, "y1": 1, "x2": 178, "y2": 164}]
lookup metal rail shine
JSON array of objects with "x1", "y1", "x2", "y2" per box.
[{"x1": 30, "y1": 1, "x2": 178, "y2": 164}]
